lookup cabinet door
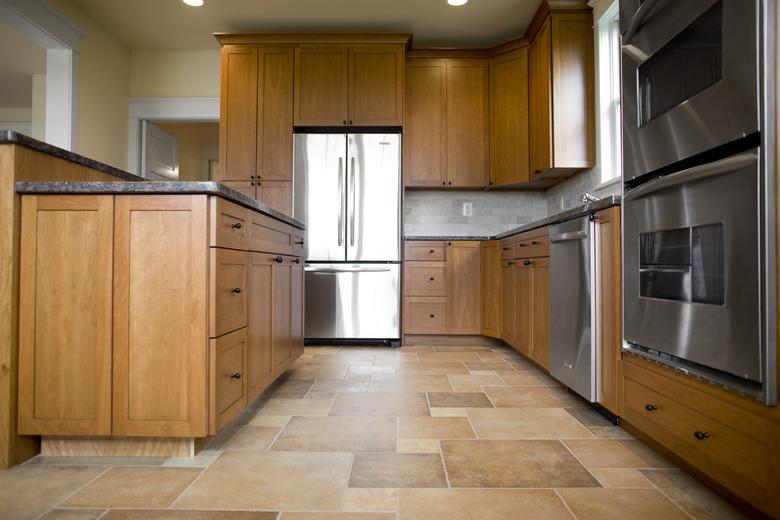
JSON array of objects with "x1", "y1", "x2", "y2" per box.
[
  {"x1": 219, "y1": 46, "x2": 258, "y2": 181},
  {"x1": 349, "y1": 45, "x2": 404, "y2": 125},
  {"x1": 113, "y1": 195, "x2": 208, "y2": 437},
  {"x1": 18, "y1": 195, "x2": 113, "y2": 436},
  {"x1": 210, "y1": 248, "x2": 249, "y2": 338},
  {"x1": 291, "y1": 258, "x2": 305, "y2": 360},
  {"x1": 490, "y1": 48, "x2": 530, "y2": 186},
  {"x1": 530, "y1": 258, "x2": 550, "y2": 370},
  {"x1": 272, "y1": 260, "x2": 293, "y2": 371},
  {"x1": 294, "y1": 46, "x2": 349, "y2": 125},
  {"x1": 404, "y1": 59, "x2": 447, "y2": 187},
  {"x1": 446, "y1": 60, "x2": 489, "y2": 187},
  {"x1": 258, "y1": 47, "x2": 294, "y2": 181},
  {"x1": 258, "y1": 180, "x2": 292, "y2": 216},
  {"x1": 529, "y1": 20, "x2": 552, "y2": 178},
  {"x1": 446, "y1": 241, "x2": 480, "y2": 334},
  {"x1": 513, "y1": 262, "x2": 532, "y2": 357},
  {"x1": 220, "y1": 180, "x2": 257, "y2": 200},
  {"x1": 248, "y1": 253, "x2": 273, "y2": 402},
  {"x1": 597, "y1": 207, "x2": 621, "y2": 414},
  {"x1": 209, "y1": 328, "x2": 247, "y2": 435},
  {"x1": 500, "y1": 260, "x2": 516, "y2": 343},
  {"x1": 404, "y1": 297, "x2": 447, "y2": 334},
  {"x1": 480, "y1": 241, "x2": 502, "y2": 338}
]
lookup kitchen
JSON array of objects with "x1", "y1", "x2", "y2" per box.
[{"x1": 0, "y1": 0, "x2": 777, "y2": 518}]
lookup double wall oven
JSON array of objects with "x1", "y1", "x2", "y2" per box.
[{"x1": 621, "y1": 0, "x2": 777, "y2": 404}]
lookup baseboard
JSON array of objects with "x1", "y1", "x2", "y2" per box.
[
  {"x1": 41, "y1": 436, "x2": 195, "y2": 458},
  {"x1": 402, "y1": 334, "x2": 507, "y2": 346}
]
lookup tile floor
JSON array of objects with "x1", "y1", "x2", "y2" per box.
[{"x1": 1, "y1": 345, "x2": 747, "y2": 519}]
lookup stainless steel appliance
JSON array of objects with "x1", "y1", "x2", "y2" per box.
[
  {"x1": 293, "y1": 133, "x2": 401, "y2": 344},
  {"x1": 550, "y1": 216, "x2": 596, "y2": 401}
]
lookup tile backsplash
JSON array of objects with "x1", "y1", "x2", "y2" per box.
[{"x1": 545, "y1": 168, "x2": 622, "y2": 214}]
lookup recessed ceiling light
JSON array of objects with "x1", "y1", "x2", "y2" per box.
[
  {"x1": 182, "y1": 0, "x2": 204, "y2": 6},
  {"x1": 447, "y1": 0, "x2": 468, "y2": 5}
]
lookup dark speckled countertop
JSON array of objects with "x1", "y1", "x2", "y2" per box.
[
  {"x1": 404, "y1": 195, "x2": 620, "y2": 241},
  {"x1": 3, "y1": 131, "x2": 305, "y2": 230}
]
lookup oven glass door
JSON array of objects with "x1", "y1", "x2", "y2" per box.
[
  {"x1": 623, "y1": 150, "x2": 761, "y2": 383},
  {"x1": 621, "y1": 0, "x2": 759, "y2": 181}
]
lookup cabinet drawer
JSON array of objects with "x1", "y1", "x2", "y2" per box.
[
  {"x1": 515, "y1": 231, "x2": 549, "y2": 258},
  {"x1": 210, "y1": 197, "x2": 249, "y2": 250},
  {"x1": 405, "y1": 241, "x2": 446, "y2": 261},
  {"x1": 210, "y1": 249, "x2": 249, "y2": 338},
  {"x1": 292, "y1": 228, "x2": 305, "y2": 258},
  {"x1": 210, "y1": 328, "x2": 247, "y2": 435},
  {"x1": 404, "y1": 262, "x2": 446, "y2": 296},
  {"x1": 249, "y1": 210, "x2": 294, "y2": 255},
  {"x1": 500, "y1": 238, "x2": 515, "y2": 260},
  {"x1": 404, "y1": 297, "x2": 447, "y2": 334}
]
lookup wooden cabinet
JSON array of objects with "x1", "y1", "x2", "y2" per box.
[
  {"x1": 500, "y1": 259, "x2": 516, "y2": 344},
  {"x1": 210, "y1": 248, "x2": 249, "y2": 338},
  {"x1": 247, "y1": 254, "x2": 274, "y2": 402},
  {"x1": 446, "y1": 241, "x2": 481, "y2": 334},
  {"x1": 291, "y1": 258, "x2": 305, "y2": 360},
  {"x1": 257, "y1": 180, "x2": 292, "y2": 216},
  {"x1": 529, "y1": 257, "x2": 550, "y2": 370},
  {"x1": 528, "y1": 12, "x2": 595, "y2": 178},
  {"x1": 272, "y1": 257, "x2": 293, "y2": 371},
  {"x1": 209, "y1": 328, "x2": 248, "y2": 435},
  {"x1": 404, "y1": 58, "x2": 488, "y2": 188},
  {"x1": 490, "y1": 48, "x2": 530, "y2": 187},
  {"x1": 596, "y1": 206, "x2": 621, "y2": 415},
  {"x1": 480, "y1": 241, "x2": 501, "y2": 338},
  {"x1": 219, "y1": 46, "x2": 258, "y2": 183},
  {"x1": 295, "y1": 44, "x2": 404, "y2": 126}
]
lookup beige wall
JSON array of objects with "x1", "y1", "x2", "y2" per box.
[
  {"x1": 50, "y1": 0, "x2": 131, "y2": 171},
  {"x1": 155, "y1": 122, "x2": 219, "y2": 181},
  {"x1": 130, "y1": 51, "x2": 220, "y2": 98}
]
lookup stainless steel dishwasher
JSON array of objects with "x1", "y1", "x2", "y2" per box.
[{"x1": 549, "y1": 216, "x2": 596, "y2": 401}]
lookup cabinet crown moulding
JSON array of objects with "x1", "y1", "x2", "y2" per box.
[{"x1": 213, "y1": 32, "x2": 413, "y2": 50}]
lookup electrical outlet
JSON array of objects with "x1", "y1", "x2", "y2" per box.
[{"x1": 463, "y1": 202, "x2": 473, "y2": 217}]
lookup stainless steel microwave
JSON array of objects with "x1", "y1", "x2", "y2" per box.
[{"x1": 621, "y1": 0, "x2": 761, "y2": 181}]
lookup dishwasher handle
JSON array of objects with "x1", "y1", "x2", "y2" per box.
[{"x1": 550, "y1": 230, "x2": 588, "y2": 243}]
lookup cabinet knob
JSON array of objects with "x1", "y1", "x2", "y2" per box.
[
  {"x1": 489, "y1": 181, "x2": 494, "y2": 185},
  {"x1": 230, "y1": 287, "x2": 242, "y2": 294},
  {"x1": 694, "y1": 431, "x2": 710, "y2": 440},
  {"x1": 429, "y1": 277, "x2": 435, "y2": 281},
  {"x1": 534, "y1": 170, "x2": 541, "y2": 175},
  {"x1": 231, "y1": 222, "x2": 243, "y2": 229},
  {"x1": 231, "y1": 372, "x2": 242, "y2": 380},
  {"x1": 442, "y1": 181, "x2": 446, "y2": 186},
  {"x1": 447, "y1": 242, "x2": 452, "y2": 246},
  {"x1": 502, "y1": 247, "x2": 510, "y2": 250},
  {"x1": 523, "y1": 260, "x2": 531, "y2": 266},
  {"x1": 508, "y1": 261, "x2": 514, "y2": 266},
  {"x1": 343, "y1": 120, "x2": 347, "y2": 125},
  {"x1": 448, "y1": 181, "x2": 452, "y2": 185},
  {"x1": 644, "y1": 404, "x2": 657, "y2": 412},
  {"x1": 273, "y1": 256, "x2": 283, "y2": 263},
  {"x1": 295, "y1": 239, "x2": 304, "y2": 245},
  {"x1": 429, "y1": 314, "x2": 435, "y2": 318},
  {"x1": 429, "y1": 249, "x2": 435, "y2": 253},
  {"x1": 349, "y1": 120, "x2": 353, "y2": 125},
  {"x1": 531, "y1": 241, "x2": 540, "y2": 245},
  {"x1": 518, "y1": 243, "x2": 527, "y2": 247},
  {"x1": 294, "y1": 258, "x2": 301, "y2": 264}
]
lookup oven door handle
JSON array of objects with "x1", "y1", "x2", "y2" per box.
[
  {"x1": 624, "y1": 153, "x2": 758, "y2": 202},
  {"x1": 622, "y1": 0, "x2": 662, "y2": 43}
]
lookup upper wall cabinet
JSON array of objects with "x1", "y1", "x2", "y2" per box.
[
  {"x1": 294, "y1": 44, "x2": 405, "y2": 126},
  {"x1": 529, "y1": 11, "x2": 595, "y2": 179},
  {"x1": 405, "y1": 58, "x2": 489, "y2": 188},
  {"x1": 490, "y1": 48, "x2": 530, "y2": 187}
]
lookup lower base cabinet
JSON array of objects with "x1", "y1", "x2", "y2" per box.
[{"x1": 210, "y1": 328, "x2": 248, "y2": 435}]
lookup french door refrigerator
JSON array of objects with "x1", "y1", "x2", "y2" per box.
[{"x1": 293, "y1": 133, "x2": 401, "y2": 345}]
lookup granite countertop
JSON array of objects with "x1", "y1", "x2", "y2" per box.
[
  {"x1": 404, "y1": 195, "x2": 621, "y2": 241},
  {"x1": 3, "y1": 131, "x2": 305, "y2": 230}
]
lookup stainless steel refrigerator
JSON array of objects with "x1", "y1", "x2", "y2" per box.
[{"x1": 293, "y1": 133, "x2": 401, "y2": 345}]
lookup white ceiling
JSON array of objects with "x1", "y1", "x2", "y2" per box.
[
  {"x1": 69, "y1": 0, "x2": 543, "y2": 51},
  {"x1": 0, "y1": 22, "x2": 46, "y2": 109}
]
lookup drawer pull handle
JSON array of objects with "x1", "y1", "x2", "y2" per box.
[
  {"x1": 295, "y1": 239, "x2": 304, "y2": 245},
  {"x1": 523, "y1": 260, "x2": 531, "y2": 266},
  {"x1": 231, "y1": 372, "x2": 242, "y2": 380},
  {"x1": 502, "y1": 247, "x2": 511, "y2": 250},
  {"x1": 231, "y1": 222, "x2": 243, "y2": 229},
  {"x1": 519, "y1": 243, "x2": 527, "y2": 247},
  {"x1": 508, "y1": 261, "x2": 514, "y2": 266},
  {"x1": 531, "y1": 240, "x2": 540, "y2": 245},
  {"x1": 230, "y1": 287, "x2": 242, "y2": 294},
  {"x1": 294, "y1": 258, "x2": 301, "y2": 264},
  {"x1": 644, "y1": 404, "x2": 657, "y2": 411},
  {"x1": 694, "y1": 431, "x2": 710, "y2": 440},
  {"x1": 273, "y1": 256, "x2": 283, "y2": 263}
]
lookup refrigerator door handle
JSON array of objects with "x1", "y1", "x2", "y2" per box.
[
  {"x1": 338, "y1": 157, "x2": 344, "y2": 246},
  {"x1": 350, "y1": 156, "x2": 356, "y2": 247}
]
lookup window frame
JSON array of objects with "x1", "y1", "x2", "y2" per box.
[{"x1": 596, "y1": 0, "x2": 622, "y2": 186}]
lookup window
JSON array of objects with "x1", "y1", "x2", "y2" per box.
[{"x1": 597, "y1": 1, "x2": 622, "y2": 184}]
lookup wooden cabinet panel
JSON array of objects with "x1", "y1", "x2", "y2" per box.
[
  {"x1": 210, "y1": 248, "x2": 249, "y2": 338},
  {"x1": 500, "y1": 260, "x2": 516, "y2": 344},
  {"x1": 18, "y1": 195, "x2": 113, "y2": 436},
  {"x1": 446, "y1": 60, "x2": 489, "y2": 188},
  {"x1": 291, "y1": 259, "x2": 305, "y2": 360},
  {"x1": 257, "y1": 48, "x2": 294, "y2": 181},
  {"x1": 529, "y1": 20, "x2": 552, "y2": 178},
  {"x1": 272, "y1": 260, "x2": 293, "y2": 371},
  {"x1": 113, "y1": 195, "x2": 208, "y2": 437},
  {"x1": 248, "y1": 253, "x2": 273, "y2": 402},
  {"x1": 294, "y1": 46, "x2": 349, "y2": 125},
  {"x1": 404, "y1": 59, "x2": 447, "y2": 187},
  {"x1": 209, "y1": 328, "x2": 247, "y2": 435},
  {"x1": 209, "y1": 197, "x2": 249, "y2": 251},
  {"x1": 480, "y1": 241, "x2": 501, "y2": 338},
  {"x1": 513, "y1": 262, "x2": 533, "y2": 356},
  {"x1": 349, "y1": 45, "x2": 404, "y2": 125},
  {"x1": 404, "y1": 240, "x2": 446, "y2": 261},
  {"x1": 249, "y1": 208, "x2": 295, "y2": 255},
  {"x1": 515, "y1": 232, "x2": 549, "y2": 258},
  {"x1": 597, "y1": 206, "x2": 621, "y2": 414},
  {"x1": 220, "y1": 181, "x2": 256, "y2": 200},
  {"x1": 219, "y1": 46, "x2": 258, "y2": 181},
  {"x1": 500, "y1": 238, "x2": 516, "y2": 260},
  {"x1": 490, "y1": 48, "x2": 530, "y2": 186},
  {"x1": 292, "y1": 228, "x2": 305, "y2": 258},
  {"x1": 530, "y1": 257, "x2": 550, "y2": 370},
  {"x1": 446, "y1": 241, "x2": 481, "y2": 333},
  {"x1": 258, "y1": 180, "x2": 292, "y2": 216},
  {"x1": 404, "y1": 297, "x2": 447, "y2": 334},
  {"x1": 404, "y1": 262, "x2": 447, "y2": 297}
]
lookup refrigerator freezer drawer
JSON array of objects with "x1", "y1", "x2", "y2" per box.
[{"x1": 305, "y1": 264, "x2": 400, "y2": 340}]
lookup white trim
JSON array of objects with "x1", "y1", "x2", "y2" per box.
[
  {"x1": 594, "y1": 175, "x2": 622, "y2": 192},
  {"x1": 127, "y1": 97, "x2": 220, "y2": 176},
  {"x1": 0, "y1": 0, "x2": 83, "y2": 51}
]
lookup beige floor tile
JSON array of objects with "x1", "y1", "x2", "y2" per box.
[
  {"x1": 309, "y1": 354, "x2": 376, "y2": 365},
  {"x1": 63, "y1": 467, "x2": 201, "y2": 508},
  {"x1": 306, "y1": 379, "x2": 370, "y2": 398},
  {"x1": 329, "y1": 392, "x2": 430, "y2": 417},
  {"x1": 397, "y1": 439, "x2": 441, "y2": 453},
  {"x1": 349, "y1": 453, "x2": 447, "y2": 488},
  {"x1": 417, "y1": 351, "x2": 483, "y2": 363},
  {"x1": 269, "y1": 379, "x2": 315, "y2": 398},
  {"x1": 250, "y1": 414, "x2": 292, "y2": 428},
  {"x1": 398, "y1": 417, "x2": 475, "y2": 439},
  {"x1": 451, "y1": 385, "x2": 485, "y2": 392},
  {"x1": 259, "y1": 398, "x2": 333, "y2": 417},
  {"x1": 588, "y1": 426, "x2": 634, "y2": 439},
  {"x1": 467, "y1": 408, "x2": 596, "y2": 439},
  {"x1": 348, "y1": 365, "x2": 397, "y2": 376},
  {"x1": 441, "y1": 439, "x2": 600, "y2": 488},
  {"x1": 433, "y1": 346, "x2": 492, "y2": 352},
  {"x1": 468, "y1": 370, "x2": 498, "y2": 376},
  {"x1": 640, "y1": 469, "x2": 747, "y2": 519},
  {"x1": 427, "y1": 392, "x2": 493, "y2": 408},
  {"x1": 448, "y1": 374, "x2": 505, "y2": 387},
  {"x1": 39, "y1": 509, "x2": 105, "y2": 520},
  {"x1": 484, "y1": 386, "x2": 582, "y2": 408},
  {"x1": 498, "y1": 370, "x2": 559, "y2": 386},
  {"x1": 368, "y1": 375, "x2": 453, "y2": 393},
  {"x1": 101, "y1": 511, "x2": 278, "y2": 519},
  {"x1": 221, "y1": 426, "x2": 281, "y2": 452},
  {"x1": 287, "y1": 365, "x2": 350, "y2": 380},
  {"x1": 474, "y1": 352, "x2": 515, "y2": 362},
  {"x1": 399, "y1": 488, "x2": 574, "y2": 520},
  {"x1": 272, "y1": 416, "x2": 396, "y2": 452},
  {"x1": 464, "y1": 361, "x2": 514, "y2": 371},
  {"x1": 281, "y1": 513, "x2": 396, "y2": 520},
  {"x1": 396, "y1": 362, "x2": 469, "y2": 375},
  {"x1": 564, "y1": 406, "x2": 613, "y2": 427},
  {"x1": 342, "y1": 487, "x2": 398, "y2": 511},
  {"x1": 175, "y1": 451, "x2": 351, "y2": 510},
  {"x1": 563, "y1": 439, "x2": 675, "y2": 469},
  {"x1": 557, "y1": 488, "x2": 690, "y2": 520},
  {"x1": 430, "y1": 407, "x2": 467, "y2": 417},
  {"x1": 589, "y1": 468, "x2": 654, "y2": 488}
]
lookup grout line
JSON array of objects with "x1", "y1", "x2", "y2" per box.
[
  {"x1": 559, "y1": 440, "x2": 605, "y2": 487},
  {"x1": 42, "y1": 465, "x2": 112, "y2": 518},
  {"x1": 339, "y1": 452, "x2": 356, "y2": 511},
  {"x1": 167, "y1": 466, "x2": 208, "y2": 509},
  {"x1": 437, "y1": 439, "x2": 451, "y2": 489},
  {"x1": 553, "y1": 488, "x2": 580, "y2": 520}
]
